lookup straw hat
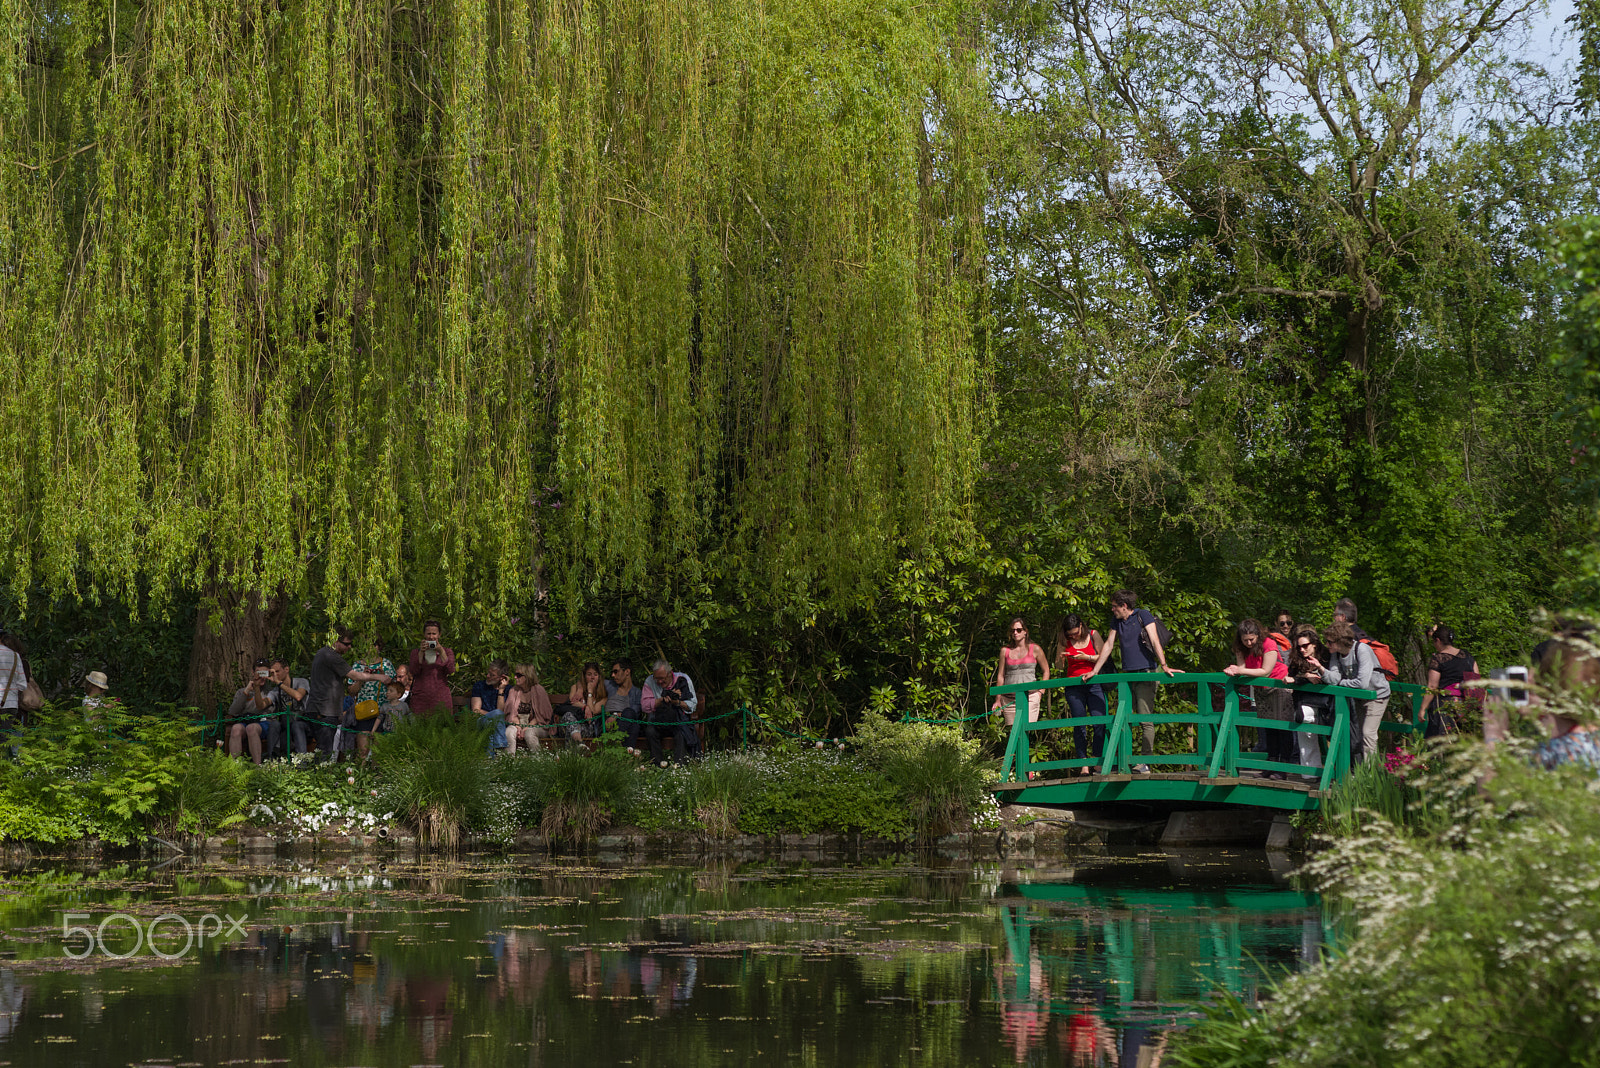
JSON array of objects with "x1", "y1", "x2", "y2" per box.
[{"x1": 84, "y1": 670, "x2": 109, "y2": 690}]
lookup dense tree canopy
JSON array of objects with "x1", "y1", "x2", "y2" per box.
[
  {"x1": 0, "y1": 0, "x2": 988, "y2": 634},
  {"x1": 1, "y1": 0, "x2": 1594, "y2": 724}
]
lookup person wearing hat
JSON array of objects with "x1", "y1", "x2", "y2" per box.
[{"x1": 83, "y1": 671, "x2": 110, "y2": 715}]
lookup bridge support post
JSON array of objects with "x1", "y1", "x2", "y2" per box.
[{"x1": 1158, "y1": 808, "x2": 1279, "y2": 846}]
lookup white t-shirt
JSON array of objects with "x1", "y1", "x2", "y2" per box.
[{"x1": 0, "y1": 646, "x2": 26, "y2": 709}]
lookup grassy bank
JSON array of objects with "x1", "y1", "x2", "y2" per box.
[{"x1": 0, "y1": 706, "x2": 999, "y2": 849}]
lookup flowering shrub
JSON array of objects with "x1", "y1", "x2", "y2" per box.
[
  {"x1": 1171, "y1": 740, "x2": 1600, "y2": 1068},
  {"x1": 1382, "y1": 748, "x2": 1416, "y2": 776},
  {"x1": 245, "y1": 759, "x2": 389, "y2": 836}
]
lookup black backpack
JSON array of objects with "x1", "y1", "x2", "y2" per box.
[{"x1": 1137, "y1": 611, "x2": 1175, "y2": 664}]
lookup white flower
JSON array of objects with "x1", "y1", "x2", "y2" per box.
[{"x1": 347, "y1": 775, "x2": 356, "y2": 785}]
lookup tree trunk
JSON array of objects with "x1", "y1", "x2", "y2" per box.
[{"x1": 185, "y1": 584, "x2": 287, "y2": 713}]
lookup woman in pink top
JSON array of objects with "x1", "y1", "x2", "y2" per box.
[
  {"x1": 504, "y1": 663, "x2": 555, "y2": 754},
  {"x1": 407, "y1": 620, "x2": 457, "y2": 716},
  {"x1": 990, "y1": 617, "x2": 1049, "y2": 728},
  {"x1": 1223, "y1": 618, "x2": 1296, "y2": 778}
]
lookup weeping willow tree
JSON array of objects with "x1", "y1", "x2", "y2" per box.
[{"x1": 0, "y1": 0, "x2": 988, "y2": 694}]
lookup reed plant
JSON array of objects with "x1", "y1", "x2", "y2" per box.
[
  {"x1": 539, "y1": 748, "x2": 635, "y2": 845},
  {"x1": 687, "y1": 755, "x2": 762, "y2": 837},
  {"x1": 371, "y1": 713, "x2": 492, "y2": 850}
]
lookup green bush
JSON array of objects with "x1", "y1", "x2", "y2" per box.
[
  {"x1": 737, "y1": 747, "x2": 910, "y2": 839},
  {"x1": 853, "y1": 711, "x2": 992, "y2": 837},
  {"x1": 371, "y1": 713, "x2": 492, "y2": 849},
  {"x1": 1170, "y1": 741, "x2": 1600, "y2": 1068}
]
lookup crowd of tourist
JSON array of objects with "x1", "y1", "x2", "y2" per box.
[
  {"x1": 1, "y1": 592, "x2": 1593, "y2": 777},
  {"x1": 205, "y1": 621, "x2": 706, "y2": 768},
  {"x1": 986, "y1": 589, "x2": 1582, "y2": 777}
]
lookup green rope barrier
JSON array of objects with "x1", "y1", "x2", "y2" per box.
[{"x1": 901, "y1": 709, "x2": 993, "y2": 725}]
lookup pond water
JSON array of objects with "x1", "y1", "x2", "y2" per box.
[{"x1": 0, "y1": 849, "x2": 1333, "y2": 1068}]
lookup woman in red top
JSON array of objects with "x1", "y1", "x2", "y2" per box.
[
  {"x1": 1223, "y1": 618, "x2": 1296, "y2": 778},
  {"x1": 1053, "y1": 614, "x2": 1106, "y2": 773},
  {"x1": 407, "y1": 620, "x2": 457, "y2": 716}
]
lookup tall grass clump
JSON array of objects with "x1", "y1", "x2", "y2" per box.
[
  {"x1": 1315, "y1": 745, "x2": 1419, "y2": 837},
  {"x1": 687, "y1": 755, "x2": 762, "y2": 837},
  {"x1": 540, "y1": 748, "x2": 635, "y2": 845},
  {"x1": 371, "y1": 714, "x2": 492, "y2": 850},
  {"x1": 855, "y1": 710, "x2": 992, "y2": 838},
  {"x1": 163, "y1": 749, "x2": 252, "y2": 833}
]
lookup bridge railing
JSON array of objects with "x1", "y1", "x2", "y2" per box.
[{"x1": 991, "y1": 672, "x2": 1378, "y2": 792}]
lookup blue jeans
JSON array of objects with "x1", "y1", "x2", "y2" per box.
[
  {"x1": 478, "y1": 710, "x2": 507, "y2": 753},
  {"x1": 1063, "y1": 683, "x2": 1106, "y2": 763}
]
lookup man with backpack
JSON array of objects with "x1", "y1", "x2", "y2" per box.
[
  {"x1": 1332, "y1": 597, "x2": 1402, "y2": 685},
  {"x1": 1318, "y1": 621, "x2": 1390, "y2": 763},
  {"x1": 1088, "y1": 590, "x2": 1176, "y2": 772}
]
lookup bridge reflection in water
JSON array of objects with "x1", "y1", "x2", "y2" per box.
[{"x1": 990, "y1": 857, "x2": 1334, "y2": 1066}]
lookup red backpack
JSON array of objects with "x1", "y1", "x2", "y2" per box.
[{"x1": 1359, "y1": 638, "x2": 1400, "y2": 680}]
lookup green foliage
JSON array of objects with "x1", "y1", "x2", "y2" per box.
[
  {"x1": 371, "y1": 713, "x2": 492, "y2": 849},
  {"x1": 0, "y1": 701, "x2": 196, "y2": 844},
  {"x1": 853, "y1": 710, "x2": 992, "y2": 837},
  {"x1": 484, "y1": 753, "x2": 555, "y2": 841},
  {"x1": 1171, "y1": 739, "x2": 1600, "y2": 1068},
  {"x1": 244, "y1": 758, "x2": 384, "y2": 833},
  {"x1": 737, "y1": 747, "x2": 911, "y2": 839},
  {"x1": 1310, "y1": 748, "x2": 1421, "y2": 839},
  {"x1": 985, "y1": 0, "x2": 1593, "y2": 672},
  {"x1": 0, "y1": 0, "x2": 986, "y2": 638},
  {"x1": 1553, "y1": 219, "x2": 1600, "y2": 606}
]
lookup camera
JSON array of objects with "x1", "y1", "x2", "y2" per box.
[{"x1": 256, "y1": 669, "x2": 270, "y2": 679}]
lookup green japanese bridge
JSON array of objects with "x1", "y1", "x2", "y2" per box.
[{"x1": 989, "y1": 672, "x2": 1427, "y2": 812}]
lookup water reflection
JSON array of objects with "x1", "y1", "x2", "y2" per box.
[
  {"x1": 993, "y1": 853, "x2": 1330, "y2": 1065},
  {"x1": 0, "y1": 852, "x2": 1330, "y2": 1068}
]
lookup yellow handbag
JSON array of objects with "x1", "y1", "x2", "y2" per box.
[{"x1": 353, "y1": 699, "x2": 382, "y2": 721}]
